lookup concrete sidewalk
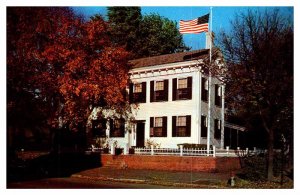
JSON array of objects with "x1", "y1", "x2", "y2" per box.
[{"x1": 71, "y1": 167, "x2": 232, "y2": 188}]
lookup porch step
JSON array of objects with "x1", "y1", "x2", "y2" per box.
[{"x1": 103, "y1": 156, "x2": 126, "y2": 169}]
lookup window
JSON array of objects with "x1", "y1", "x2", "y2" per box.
[
  {"x1": 110, "y1": 118, "x2": 125, "y2": 137},
  {"x1": 155, "y1": 81, "x2": 164, "y2": 91},
  {"x1": 201, "y1": 115, "x2": 208, "y2": 137},
  {"x1": 178, "y1": 78, "x2": 188, "y2": 89},
  {"x1": 153, "y1": 117, "x2": 163, "y2": 136},
  {"x1": 172, "y1": 77, "x2": 192, "y2": 100},
  {"x1": 134, "y1": 83, "x2": 142, "y2": 93},
  {"x1": 92, "y1": 119, "x2": 107, "y2": 137},
  {"x1": 176, "y1": 116, "x2": 186, "y2": 126},
  {"x1": 201, "y1": 78, "x2": 208, "y2": 101},
  {"x1": 214, "y1": 119, "x2": 221, "y2": 139},
  {"x1": 154, "y1": 117, "x2": 163, "y2": 127},
  {"x1": 129, "y1": 82, "x2": 146, "y2": 103},
  {"x1": 172, "y1": 115, "x2": 191, "y2": 137},
  {"x1": 150, "y1": 116, "x2": 167, "y2": 137},
  {"x1": 150, "y1": 80, "x2": 168, "y2": 102},
  {"x1": 215, "y1": 84, "x2": 222, "y2": 106}
]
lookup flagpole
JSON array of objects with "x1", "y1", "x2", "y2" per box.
[{"x1": 207, "y1": 7, "x2": 213, "y2": 156}]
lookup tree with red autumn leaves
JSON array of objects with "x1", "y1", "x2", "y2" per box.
[{"x1": 7, "y1": 7, "x2": 130, "y2": 149}]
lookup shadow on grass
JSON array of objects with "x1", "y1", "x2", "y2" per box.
[{"x1": 7, "y1": 151, "x2": 102, "y2": 183}]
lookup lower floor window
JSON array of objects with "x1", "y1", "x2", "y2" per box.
[
  {"x1": 201, "y1": 115, "x2": 208, "y2": 137},
  {"x1": 110, "y1": 118, "x2": 125, "y2": 137},
  {"x1": 92, "y1": 119, "x2": 107, "y2": 137},
  {"x1": 214, "y1": 119, "x2": 221, "y2": 139},
  {"x1": 150, "y1": 116, "x2": 167, "y2": 137},
  {"x1": 172, "y1": 115, "x2": 191, "y2": 137}
]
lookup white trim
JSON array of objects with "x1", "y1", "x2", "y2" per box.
[
  {"x1": 177, "y1": 77, "x2": 188, "y2": 89},
  {"x1": 129, "y1": 60, "x2": 203, "y2": 74}
]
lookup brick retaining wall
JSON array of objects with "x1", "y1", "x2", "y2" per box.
[{"x1": 100, "y1": 154, "x2": 241, "y2": 172}]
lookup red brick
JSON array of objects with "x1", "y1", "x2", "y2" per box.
[{"x1": 100, "y1": 155, "x2": 241, "y2": 172}]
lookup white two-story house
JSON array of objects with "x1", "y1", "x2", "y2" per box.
[
  {"x1": 126, "y1": 47, "x2": 225, "y2": 149},
  {"x1": 88, "y1": 44, "x2": 226, "y2": 149}
]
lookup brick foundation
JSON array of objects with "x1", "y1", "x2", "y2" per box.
[{"x1": 100, "y1": 154, "x2": 241, "y2": 172}]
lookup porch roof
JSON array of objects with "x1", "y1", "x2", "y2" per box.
[{"x1": 224, "y1": 122, "x2": 246, "y2": 131}]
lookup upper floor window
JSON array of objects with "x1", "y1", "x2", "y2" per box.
[
  {"x1": 150, "y1": 116, "x2": 167, "y2": 137},
  {"x1": 134, "y1": 83, "x2": 142, "y2": 93},
  {"x1": 110, "y1": 118, "x2": 125, "y2": 137},
  {"x1": 201, "y1": 77, "x2": 208, "y2": 102},
  {"x1": 150, "y1": 80, "x2": 168, "y2": 102},
  {"x1": 129, "y1": 82, "x2": 146, "y2": 103},
  {"x1": 215, "y1": 84, "x2": 222, "y2": 106},
  {"x1": 173, "y1": 77, "x2": 192, "y2": 100},
  {"x1": 172, "y1": 115, "x2": 191, "y2": 137},
  {"x1": 214, "y1": 119, "x2": 221, "y2": 139},
  {"x1": 155, "y1": 81, "x2": 164, "y2": 91},
  {"x1": 178, "y1": 78, "x2": 188, "y2": 89}
]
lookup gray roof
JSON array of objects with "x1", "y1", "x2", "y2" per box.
[{"x1": 129, "y1": 49, "x2": 210, "y2": 69}]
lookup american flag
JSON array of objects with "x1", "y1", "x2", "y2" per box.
[{"x1": 179, "y1": 14, "x2": 209, "y2": 34}]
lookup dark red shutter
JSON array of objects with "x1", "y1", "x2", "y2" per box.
[
  {"x1": 215, "y1": 84, "x2": 218, "y2": 105},
  {"x1": 142, "y1": 82, "x2": 146, "y2": 103},
  {"x1": 109, "y1": 119, "x2": 114, "y2": 137},
  {"x1": 186, "y1": 115, "x2": 191, "y2": 137},
  {"x1": 187, "y1": 77, "x2": 192, "y2": 99},
  {"x1": 214, "y1": 119, "x2": 217, "y2": 138},
  {"x1": 164, "y1": 79, "x2": 168, "y2": 101},
  {"x1": 129, "y1": 83, "x2": 133, "y2": 103},
  {"x1": 162, "y1": 116, "x2": 167, "y2": 137},
  {"x1": 120, "y1": 118, "x2": 125, "y2": 137},
  {"x1": 201, "y1": 116, "x2": 207, "y2": 137},
  {"x1": 150, "y1": 117, "x2": 154, "y2": 128},
  {"x1": 172, "y1": 78, "x2": 177, "y2": 101},
  {"x1": 201, "y1": 78, "x2": 207, "y2": 101},
  {"x1": 150, "y1": 117, "x2": 154, "y2": 137},
  {"x1": 172, "y1": 116, "x2": 176, "y2": 137},
  {"x1": 150, "y1": 81, "x2": 154, "y2": 102},
  {"x1": 100, "y1": 119, "x2": 107, "y2": 137}
]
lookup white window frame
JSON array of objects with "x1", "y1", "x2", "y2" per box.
[
  {"x1": 155, "y1": 80, "x2": 164, "y2": 91},
  {"x1": 154, "y1": 117, "x2": 163, "y2": 127},
  {"x1": 176, "y1": 116, "x2": 187, "y2": 126},
  {"x1": 217, "y1": 85, "x2": 222, "y2": 97},
  {"x1": 204, "y1": 79, "x2": 209, "y2": 90},
  {"x1": 133, "y1": 83, "x2": 142, "y2": 93},
  {"x1": 177, "y1": 77, "x2": 188, "y2": 89}
]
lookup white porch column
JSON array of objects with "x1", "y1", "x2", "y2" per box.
[
  {"x1": 110, "y1": 144, "x2": 115, "y2": 155},
  {"x1": 221, "y1": 84, "x2": 225, "y2": 148},
  {"x1": 206, "y1": 74, "x2": 212, "y2": 156},
  {"x1": 146, "y1": 80, "x2": 150, "y2": 103}
]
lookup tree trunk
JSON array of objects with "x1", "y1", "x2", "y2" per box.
[{"x1": 267, "y1": 127, "x2": 274, "y2": 181}]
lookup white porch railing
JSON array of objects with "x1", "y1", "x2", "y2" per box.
[
  {"x1": 87, "y1": 145, "x2": 266, "y2": 157},
  {"x1": 134, "y1": 145, "x2": 216, "y2": 157}
]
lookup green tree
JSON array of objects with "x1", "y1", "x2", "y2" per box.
[
  {"x1": 219, "y1": 9, "x2": 293, "y2": 181},
  {"x1": 107, "y1": 7, "x2": 142, "y2": 55},
  {"x1": 137, "y1": 14, "x2": 189, "y2": 57},
  {"x1": 107, "y1": 7, "x2": 189, "y2": 58}
]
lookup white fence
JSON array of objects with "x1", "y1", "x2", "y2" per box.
[
  {"x1": 134, "y1": 145, "x2": 215, "y2": 157},
  {"x1": 88, "y1": 145, "x2": 266, "y2": 157}
]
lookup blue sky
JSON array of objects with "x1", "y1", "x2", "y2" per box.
[{"x1": 73, "y1": 6, "x2": 293, "y2": 50}]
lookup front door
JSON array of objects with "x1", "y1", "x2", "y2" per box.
[{"x1": 136, "y1": 122, "x2": 145, "y2": 147}]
